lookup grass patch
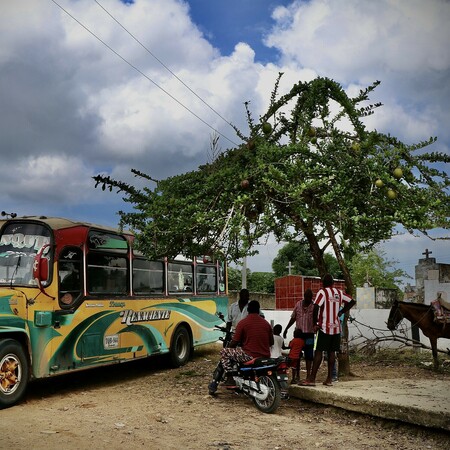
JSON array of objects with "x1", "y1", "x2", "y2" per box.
[{"x1": 350, "y1": 347, "x2": 450, "y2": 372}]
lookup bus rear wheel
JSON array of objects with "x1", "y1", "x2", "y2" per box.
[
  {"x1": 0, "y1": 339, "x2": 29, "y2": 409},
  {"x1": 169, "y1": 326, "x2": 192, "y2": 368}
]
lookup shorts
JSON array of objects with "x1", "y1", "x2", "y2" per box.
[
  {"x1": 315, "y1": 330, "x2": 341, "y2": 352},
  {"x1": 297, "y1": 331, "x2": 314, "y2": 361}
]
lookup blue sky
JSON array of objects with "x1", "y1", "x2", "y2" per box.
[
  {"x1": 0, "y1": 0, "x2": 449, "y2": 287},
  {"x1": 187, "y1": 0, "x2": 293, "y2": 63}
]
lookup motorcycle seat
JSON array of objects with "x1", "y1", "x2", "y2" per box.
[{"x1": 242, "y1": 357, "x2": 277, "y2": 367}]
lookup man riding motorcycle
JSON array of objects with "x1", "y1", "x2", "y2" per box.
[{"x1": 209, "y1": 300, "x2": 274, "y2": 394}]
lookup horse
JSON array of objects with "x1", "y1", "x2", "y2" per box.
[{"x1": 387, "y1": 300, "x2": 450, "y2": 369}]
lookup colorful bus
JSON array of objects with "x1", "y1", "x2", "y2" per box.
[{"x1": 0, "y1": 216, "x2": 228, "y2": 408}]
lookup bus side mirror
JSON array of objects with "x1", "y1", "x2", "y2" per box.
[{"x1": 33, "y1": 244, "x2": 50, "y2": 287}]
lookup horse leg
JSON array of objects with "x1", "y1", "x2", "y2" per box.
[{"x1": 429, "y1": 337, "x2": 439, "y2": 370}]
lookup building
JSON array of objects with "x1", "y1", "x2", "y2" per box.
[
  {"x1": 274, "y1": 274, "x2": 346, "y2": 310},
  {"x1": 414, "y1": 249, "x2": 450, "y2": 305}
]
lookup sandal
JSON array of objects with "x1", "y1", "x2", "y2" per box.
[{"x1": 299, "y1": 380, "x2": 316, "y2": 386}]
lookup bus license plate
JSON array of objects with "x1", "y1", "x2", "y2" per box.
[{"x1": 104, "y1": 334, "x2": 119, "y2": 349}]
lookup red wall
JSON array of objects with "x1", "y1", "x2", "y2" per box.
[{"x1": 274, "y1": 275, "x2": 346, "y2": 310}]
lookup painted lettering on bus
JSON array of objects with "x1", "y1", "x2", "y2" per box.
[
  {"x1": 119, "y1": 309, "x2": 171, "y2": 326},
  {"x1": 109, "y1": 301, "x2": 126, "y2": 308},
  {"x1": 1, "y1": 233, "x2": 50, "y2": 251}
]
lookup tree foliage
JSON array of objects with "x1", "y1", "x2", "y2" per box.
[
  {"x1": 226, "y1": 266, "x2": 275, "y2": 294},
  {"x1": 247, "y1": 272, "x2": 276, "y2": 294},
  {"x1": 272, "y1": 240, "x2": 342, "y2": 279},
  {"x1": 349, "y1": 248, "x2": 409, "y2": 292},
  {"x1": 94, "y1": 75, "x2": 450, "y2": 296},
  {"x1": 226, "y1": 266, "x2": 242, "y2": 292}
]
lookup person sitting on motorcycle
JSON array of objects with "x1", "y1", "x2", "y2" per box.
[{"x1": 209, "y1": 300, "x2": 274, "y2": 392}]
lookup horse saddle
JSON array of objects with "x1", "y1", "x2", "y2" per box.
[{"x1": 431, "y1": 298, "x2": 450, "y2": 324}]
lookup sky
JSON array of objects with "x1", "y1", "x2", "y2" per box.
[{"x1": 1, "y1": 0, "x2": 449, "y2": 288}]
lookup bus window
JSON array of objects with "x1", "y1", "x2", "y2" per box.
[
  {"x1": 59, "y1": 246, "x2": 83, "y2": 307},
  {"x1": 87, "y1": 253, "x2": 128, "y2": 295},
  {"x1": 88, "y1": 231, "x2": 128, "y2": 253},
  {"x1": 133, "y1": 259, "x2": 164, "y2": 294},
  {"x1": 196, "y1": 265, "x2": 217, "y2": 293},
  {"x1": 0, "y1": 222, "x2": 51, "y2": 286},
  {"x1": 86, "y1": 230, "x2": 129, "y2": 295},
  {"x1": 168, "y1": 262, "x2": 193, "y2": 293}
]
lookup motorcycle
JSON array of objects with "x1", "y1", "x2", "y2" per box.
[{"x1": 208, "y1": 313, "x2": 290, "y2": 414}]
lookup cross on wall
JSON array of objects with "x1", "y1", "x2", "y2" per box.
[{"x1": 286, "y1": 261, "x2": 294, "y2": 275}]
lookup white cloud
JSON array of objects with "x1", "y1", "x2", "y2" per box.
[
  {"x1": 0, "y1": 155, "x2": 95, "y2": 204},
  {"x1": 266, "y1": 0, "x2": 450, "y2": 147}
]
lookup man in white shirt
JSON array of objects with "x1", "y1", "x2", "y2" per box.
[{"x1": 226, "y1": 288, "x2": 249, "y2": 333}]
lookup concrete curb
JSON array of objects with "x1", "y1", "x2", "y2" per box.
[{"x1": 289, "y1": 378, "x2": 450, "y2": 431}]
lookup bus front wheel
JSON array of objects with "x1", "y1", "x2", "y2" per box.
[
  {"x1": 169, "y1": 326, "x2": 192, "y2": 368},
  {"x1": 0, "y1": 339, "x2": 29, "y2": 409}
]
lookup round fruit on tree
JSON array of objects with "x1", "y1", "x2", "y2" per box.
[
  {"x1": 262, "y1": 122, "x2": 272, "y2": 134},
  {"x1": 240, "y1": 179, "x2": 250, "y2": 189},
  {"x1": 308, "y1": 127, "x2": 316, "y2": 137},
  {"x1": 393, "y1": 167, "x2": 403, "y2": 179},
  {"x1": 351, "y1": 142, "x2": 360, "y2": 152},
  {"x1": 375, "y1": 179, "x2": 384, "y2": 188},
  {"x1": 387, "y1": 189, "x2": 397, "y2": 199}
]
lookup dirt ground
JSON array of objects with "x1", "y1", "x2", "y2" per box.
[{"x1": 1, "y1": 344, "x2": 449, "y2": 450}]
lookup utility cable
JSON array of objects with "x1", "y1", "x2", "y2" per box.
[
  {"x1": 50, "y1": 0, "x2": 240, "y2": 147},
  {"x1": 94, "y1": 0, "x2": 235, "y2": 131}
]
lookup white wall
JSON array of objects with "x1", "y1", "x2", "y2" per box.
[
  {"x1": 424, "y1": 277, "x2": 450, "y2": 304},
  {"x1": 262, "y1": 308, "x2": 448, "y2": 352}
]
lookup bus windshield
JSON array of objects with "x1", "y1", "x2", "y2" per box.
[{"x1": 0, "y1": 222, "x2": 51, "y2": 285}]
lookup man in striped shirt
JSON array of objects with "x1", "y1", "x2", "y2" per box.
[{"x1": 302, "y1": 274, "x2": 355, "y2": 387}]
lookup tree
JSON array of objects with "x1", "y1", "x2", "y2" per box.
[
  {"x1": 226, "y1": 266, "x2": 275, "y2": 294},
  {"x1": 272, "y1": 240, "x2": 316, "y2": 277},
  {"x1": 94, "y1": 75, "x2": 449, "y2": 294},
  {"x1": 94, "y1": 75, "x2": 450, "y2": 373},
  {"x1": 226, "y1": 266, "x2": 242, "y2": 292},
  {"x1": 349, "y1": 248, "x2": 409, "y2": 292},
  {"x1": 247, "y1": 272, "x2": 275, "y2": 294},
  {"x1": 272, "y1": 240, "x2": 343, "y2": 279}
]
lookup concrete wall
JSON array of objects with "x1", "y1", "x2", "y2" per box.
[
  {"x1": 228, "y1": 291, "x2": 275, "y2": 310},
  {"x1": 424, "y1": 277, "x2": 450, "y2": 304},
  {"x1": 261, "y1": 308, "x2": 448, "y2": 352},
  {"x1": 228, "y1": 291, "x2": 448, "y2": 352}
]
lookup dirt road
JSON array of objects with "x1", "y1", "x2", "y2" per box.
[{"x1": 0, "y1": 345, "x2": 449, "y2": 450}]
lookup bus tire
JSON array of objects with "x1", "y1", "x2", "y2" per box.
[
  {"x1": 169, "y1": 326, "x2": 192, "y2": 368},
  {"x1": 0, "y1": 339, "x2": 30, "y2": 409}
]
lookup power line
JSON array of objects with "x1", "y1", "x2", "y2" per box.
[
  {"x1": 50, "y1": 0, "x2": 240, "y2": 147},
  {"x1": 94, "y1": 0, "x2": 235, "y2": 131}
]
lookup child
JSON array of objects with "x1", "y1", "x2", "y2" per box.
[
  {"x1": 287, "y1": 329, "x2": 305, "y2": 384},
  {"x1": 270, "y1": 324, "x2": 285, "y2": 358}
]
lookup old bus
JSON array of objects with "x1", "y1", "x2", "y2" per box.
[{"x1": 0, "y1": 216, "x2": 228, "y2": 408}]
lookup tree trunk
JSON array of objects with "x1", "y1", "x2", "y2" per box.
[
  {"x1": 325, "y1": 221, "x2": 354, "y2": 376},
  {"x1": 325, "y1": 221, "x2": 354, "y2": 295}
]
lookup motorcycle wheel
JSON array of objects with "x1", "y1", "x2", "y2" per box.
[{"x1": 253, "y1": 374, "x2": 281, "y2": 414}]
